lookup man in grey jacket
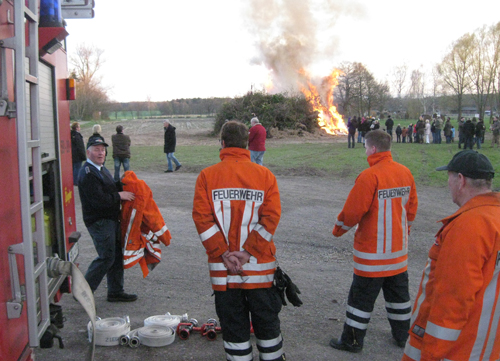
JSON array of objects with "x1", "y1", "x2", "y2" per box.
[{"x1": 111, "y1": 125, "x2": 131, "y2": 181}]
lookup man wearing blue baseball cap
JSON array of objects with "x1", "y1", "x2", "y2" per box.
[
  {"x1": 78, "y1": 137, "x2": 138, "y2": 302},
  {"x1": 403, "y1": 150, "x2": 500, "y2": 361}
]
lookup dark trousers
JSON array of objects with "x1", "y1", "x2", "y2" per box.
[
  {"x1": 85, "y1": 219, "x2": 124, "y2": 295},
  {"x1": 73, "y1": 161, "x2": 83, "y2": 185},
  {"x1": 464, "y1": 136, "x2": 474, "y2": 149},
  {"x1": 348, "y1": 132, "x2": 356, "y2": 148},
  {"x1": 340, "y1": 272, "x2": 411, "y2": 346},
  {"x1": 215, "y1": 288, "x2": 285, "y2": 361}
]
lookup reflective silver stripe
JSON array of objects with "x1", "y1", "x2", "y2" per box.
[
  {"x1": 426, "y1": 321, "x2": 461, "y2": 341},
  {"x1": 347, "y1": 305, "x2": 371, "y2": 319},
  {"x1": 224, "y1": 340, "x2": 252, "y2": 350},
  {"x1": 346, "y1": 318, "x2": 368, "y2": 330},
  {"x1": 404, "y1": 342, "x2": 421, "y2": 360},
  {"x1": 123, "y1": 248, "x2": 144, "y2": 257},
  {"x1": 199, "y1": 224, "x2": 219, "y2": 242},
  {"x1": 209, "y1": 261, "x2": 276, "y2": 272},
  {"x1": 260, "y1": 349, "x2": 284, "y2": 360},
  {"x1": 153, "y1": 224, "x2": 168, "y2": 237},
  {"x1": 387, "y1": 312, "x2": 411, "y2": 321},
  {"x1": 240, "y1": 201, "x2": 253, "y2": 247},
  {"x1": 385, "y1": 199, "x2": 393, "y2": 251},
  {"x1": 386, "y1": 301, "x2": 412, "y2": 309},
  {"x1": 411, "y1": 258, "x2": 432, "y2": 326},
  {"x1": 335, "y1": 220, "x2": 352, "y2": 231},
  {"x1": 472, "y1": 267, "x2": 500, "y2": 359},
  {"x1": 254, "y1": 224, "x2": 273, "y2": 242},
  {"x1": 214, "y1": 200, "x2": 227, "y2": 240},
  {"x1": 211, "y1": 274, "x2": 274, "y2": 286},
  {"x1": 353, "y1": 249, "x2": 407, "y2": 260},
  {"x1": 223, "y1": 200, "x2": 231, "y2": 239},
  {"x1": 123, "y1": 208, "x2": 136, "y2": 252},
  {"x1": 354, "y1": 259, "x2": 407, "y2": 273},
  {"x1": 145, "y1": 242, "x2": 160, "y2": 259},
  {"x1": 227, "y1": 274, "x2": 274, "y2": 284},
  {"x1": 211, "y1": 277, "x2": 227, "y2": 285},
  {"x1": 256, "y1": 334, "x2": 282, "y2": 347},
  {"x1": 377, "y1": 198, "x2": 385, "y2": 253},
  {"x1": 209, "y1": 262, "x2": 226, "y2": 271},
  {"x1": 123, "y1": 249, "x2": 144, "y2": 265},
  {"x1": 402, "y1": 206, "x2": 408, "y2": 249},
  {"x1": 226, "y1": 354, "x2": 253, "y2": 361}
]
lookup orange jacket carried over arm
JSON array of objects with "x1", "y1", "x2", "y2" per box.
[
  {"x1": 192, "y1": 148, "x2": 281, "y2": 291},
  {"x1": 121, "y1": 171, "x2": 171, "y2": 277},
  {"x1": 403, "y1": 192, "x2": 500, "y2": 361},
  {"x1": 333, "y1": 151, "x2": 418, "y2": 278}
]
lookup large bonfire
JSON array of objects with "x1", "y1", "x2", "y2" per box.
[{"x1": 299, "y1": 69, "x2": 347, "y2": 135}]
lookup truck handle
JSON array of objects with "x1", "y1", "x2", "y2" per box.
[{"x1": 7, "y1": 243, "x2": 26, "y2": 319}]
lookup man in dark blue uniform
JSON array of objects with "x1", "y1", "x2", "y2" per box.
[{"x1": 78, "y1": 138, "x2": 137, "y2": 302}]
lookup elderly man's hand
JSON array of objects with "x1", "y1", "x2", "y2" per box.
[{"x1": 119, "y1": 191, "x2": 135, "y2": 201}]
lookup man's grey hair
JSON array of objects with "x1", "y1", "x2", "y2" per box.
[{"x1": 251, "y1": 117, "x2": 259, "y2": 125}]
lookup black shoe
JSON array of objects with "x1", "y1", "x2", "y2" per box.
[
  {"x1": 394, "y1": 338, "x2": 407, "y2": 348},
  {"x1": 329, "y1": 338, "x2": 362, "y2": 353},
  {"x1": 175, "y1": 165, "x2": 182, "y2": 171},
  {"x1": 107, "y1": 292, "x2": 138, "y2": 302},
  {"x1": 165, "y1": 169, "x2": 173, "y2": 173}
]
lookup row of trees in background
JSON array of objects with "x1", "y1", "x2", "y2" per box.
[{"x1": 70, "y1": 21, "x2": 500, "y2": 130}]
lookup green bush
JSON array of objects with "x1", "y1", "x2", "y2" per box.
[{"x1": 213, "y1": 91, "x2": 318, "y2": 135}]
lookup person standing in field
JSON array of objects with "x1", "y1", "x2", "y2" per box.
[
  {"x1": 192, "y1": 120, "x2": 285, "y2": 361},
  {"x1": 163, "y1": 120, "x2": 182, "y2": 173},
  {"x1": 402, "y1": 150, "x2": 500, "y2": 361},
  {"x1": 330, "y1": 129, "x2": 418, "y2": 353},
  {"x1": 71, "y1": 121, "x2": 86, "y2": 185},
  {"x1": 111, "y1": 125, "x2": 131, "y2": 181},
  {"x1": 248, "y1": 115, "x2": 267, "y2": 165},
  {"x1": 491, "y1": 116, "x2": 500, "y2": 148}
]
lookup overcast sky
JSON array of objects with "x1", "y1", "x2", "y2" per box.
[{"x1": 65, "y1": 0, "x2": 500, "y2": 102}]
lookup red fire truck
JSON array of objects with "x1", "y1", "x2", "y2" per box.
[{"x1": 0, "y1": 1, "x2": 94, "y2": 360}]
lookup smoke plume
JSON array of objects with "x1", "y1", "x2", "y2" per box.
[{"x1": 244, "y1": 0, "x2": 363, "y2": 93}]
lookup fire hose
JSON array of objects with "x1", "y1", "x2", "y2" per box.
[
  {"x1": 46, "y1": 257, "x2": 96, "y2": 361},
  {"x1": 87, "y1": 316, "x2": 130, "y2": 346},
  {"x1": 120, "y1": 326, "x2": 176, "y2": 347},
  {"x1": 176, "y1": 318, "x2": 222, "y2": 341},
  {"x1": 120, "y1": 313, "x2": 187, "y2": 347}
]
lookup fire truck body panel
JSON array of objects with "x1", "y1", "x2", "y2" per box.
[{"x1": 0, "y1": 1, "x2": 87, "y2": 360}]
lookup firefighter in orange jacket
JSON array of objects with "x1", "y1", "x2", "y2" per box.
[
  {"x1": 192, "y1": 121, "x2": 285, "y2": 361},
  {"x1": 331, "y1": 129, "x2": 418, "y2": 352},
  {"x1": 403, "y1": 150, "x2": 500, "y2": 361}
]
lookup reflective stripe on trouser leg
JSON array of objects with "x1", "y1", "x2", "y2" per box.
[
  {"x1": 215, "y1": 289, "x2": 253, "y2": 361},
  {"x1": 247, "y1": 288, "x2": 285, "y2": 361},
  {"x1": 341, "y1": 274, "x2": 386, "y2": 346},
  {"x1": 382, "y1": 271, "x2": 411, "y2": 341}
]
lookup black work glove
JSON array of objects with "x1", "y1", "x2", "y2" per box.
[
  {"x1": 274, "y1": 267, "x2": 288, "y2": 306},
  {"x1": 283, "y1": 271, "x2": 303, "y2": 307}
]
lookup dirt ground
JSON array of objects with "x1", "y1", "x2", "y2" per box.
[{"x1": 34, "y1": 119, "x2": 456, "y2": 361}]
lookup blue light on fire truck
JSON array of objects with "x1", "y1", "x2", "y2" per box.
[{"x1": 40, "y1": 0, "x2": 64, "y2": 28}]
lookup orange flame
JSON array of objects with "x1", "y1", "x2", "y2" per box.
[{"x1": 299, "y1": 69, "x2": 347, "y2": 135}]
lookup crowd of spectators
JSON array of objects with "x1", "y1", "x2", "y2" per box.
[{"x1": 346, "y1": 115, "x2": 500, "y2": 149}]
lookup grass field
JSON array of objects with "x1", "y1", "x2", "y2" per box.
[{"x1": 131, "y1": 140, "x2": 500, "y2": 190}]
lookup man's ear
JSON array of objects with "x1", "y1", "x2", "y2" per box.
[{"x1": 220, "y1": 140, "x2": 225, "y2": 149}]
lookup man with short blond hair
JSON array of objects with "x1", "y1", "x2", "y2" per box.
[{"x1": 331, "y1": 129, "x2": 418, "y2": 353}]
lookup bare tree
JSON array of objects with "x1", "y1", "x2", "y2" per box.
[
  {"x1": 69, "y1": 44, "x2": 109, "y2": 120},
  {"x1": 408, "y1": 68, "x2": 427, "y2": 117},
  {"x1": 437, "y1": 33, "x2": 474, "y2": 121},
  {"x1": 391, "y1": 64, "x2": 407, "y2": 118}
]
